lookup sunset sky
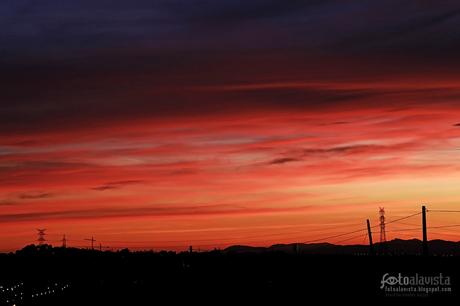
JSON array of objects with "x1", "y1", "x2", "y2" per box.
[{"x1": 2, "y1": 1, "x2": 460, "y2": 251}]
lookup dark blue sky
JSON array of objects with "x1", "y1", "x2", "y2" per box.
[
  {"x1": 1, "y1": 0, "x2": 460, "y2": 62},
  {"x1": 1, "y1": 1, "x2": 460, "y2": 134}
]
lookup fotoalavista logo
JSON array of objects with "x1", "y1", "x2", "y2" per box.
[{"x1": 380, "y1": 273, "x2": 451, "y2": 289}]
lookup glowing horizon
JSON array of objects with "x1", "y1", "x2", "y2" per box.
[{"x1": 3, "y1": 74, "x2": 460, "y2": 251}]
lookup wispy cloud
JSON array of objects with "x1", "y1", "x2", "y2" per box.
[
  {"x1": 268, "y1": 157, "x2": 301, "y2": 165},
  {"x1": 18, "y1": 192, "x2": 53, "y2": 200},
  {"x1": 91, "y1": 180, "x2": 144, "y2": 191},
  {"x1": 0, "y1": 204, "x2": 313, "y2": 223}
]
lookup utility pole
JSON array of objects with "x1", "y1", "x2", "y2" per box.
[
  {"x1": 294, "y1": 243, "x2": 300, "y2": 255},
  {"x1": 36, "y1": 229, "x2": 47, "y2": 246},
  {"x1": 367, "y1": 219, "x2": 374, "y2": 256},
  {"x1": 62, "y1": 235, "x2": 67, "y2": 248},
  {"x1": 189, "y1": 245, "x2": 193, "y2": 253},
  {"x1": 85, "y1": 237, "x2": 96, "y2": 250},
  {"x1": 422, "y1": 205, "x2": 428, "y2": 256},
  {"x1": 99, "y1": 243, "x2": 102, "y2": 252}
]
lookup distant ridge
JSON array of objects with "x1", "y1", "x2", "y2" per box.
[
  {"x1": 8, "y1": 238, "x2": 460, "y2": 256},
  {"x1": 223, "y1": 239, "x2": 460, "y2": 255}
]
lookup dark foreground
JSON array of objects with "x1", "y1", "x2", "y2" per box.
[{"x1": 0, "y1": 246, "x2": 458, "y2": 305}]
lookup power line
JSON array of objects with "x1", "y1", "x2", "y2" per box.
[
  {"x1": 84, "y1": 237, "x2": 96, "y2": 250},
  {"x1": 428, "y1": 224, "x2": 460, "y2": 229},
  {"x1": 69, "y1": 224, "x2": 371, "y2": 246},
  {"x1": 77, "y1": 222, "x2": 372, "y2": 245},
  {"x1": 334, "y1": 233, "x2": 368, "y2": 244},
  {"x1": 392, "y1": 221, "x2": 420, "y2": 227},
  {"x1": 100, "y1": 230, "x2": 309, "y2": 244},
  {"x1": 386, "y1": 227, "x2": 421, "y2": 232},
  {"x1": 116, "y1": 222, "x2": 460, "y2": 250},
  {"x1": 299, "y1": 211, "x2": 422, "y2": 246},
  {"x1": 26, "y1": 210, "x2": 443, "y2": 252},
  {"x1": 302, "y1": 228, "x2": 367, "y2": 244},
  {"x1": 427, "y1": 210, "x2": 460, "y2": 213},
  {"x1": 362, "y1": 232, "x2": 368, "y2": 245},
  {"x1": 385, "y1": 212, "x2": 422, "y2": 225},
  {"x1": 383, "y1": 224, "x2": 460, "y2": 232},
  {"x1": 367, "y1": 212, "x2": 421, "y2": 230},
  {"x1": 38, "y1": 212, "x2": 424, "y2": 251}
]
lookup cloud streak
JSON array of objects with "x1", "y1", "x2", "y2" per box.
[
  {"x1": 18, "y1": 192, "x2": 53, "y2": 200},
  {"x1": 91, "y1": 180, "x2": 144, "y2": 191},
  {"x1": 0, "y1": 204, "x2": 313, "y2": 223}
]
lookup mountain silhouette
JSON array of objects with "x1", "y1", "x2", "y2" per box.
[{"x1": 224, "y1": 239, "x2": 460, "y2": 255}]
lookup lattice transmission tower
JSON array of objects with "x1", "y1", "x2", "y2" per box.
[
  {"x1": 36, "y1": 229, "x2": 47, "y2": 245},
  {"x1": 379, "y1": 208, "x2": 386, "y2": 243}
]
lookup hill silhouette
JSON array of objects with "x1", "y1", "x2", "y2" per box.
[
  {"x1": 6, "y1": 238, "x2": 460, "y2": 257},
  {"x1": 224, "y1": 239, "x2": 460, "y2": 255}
]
